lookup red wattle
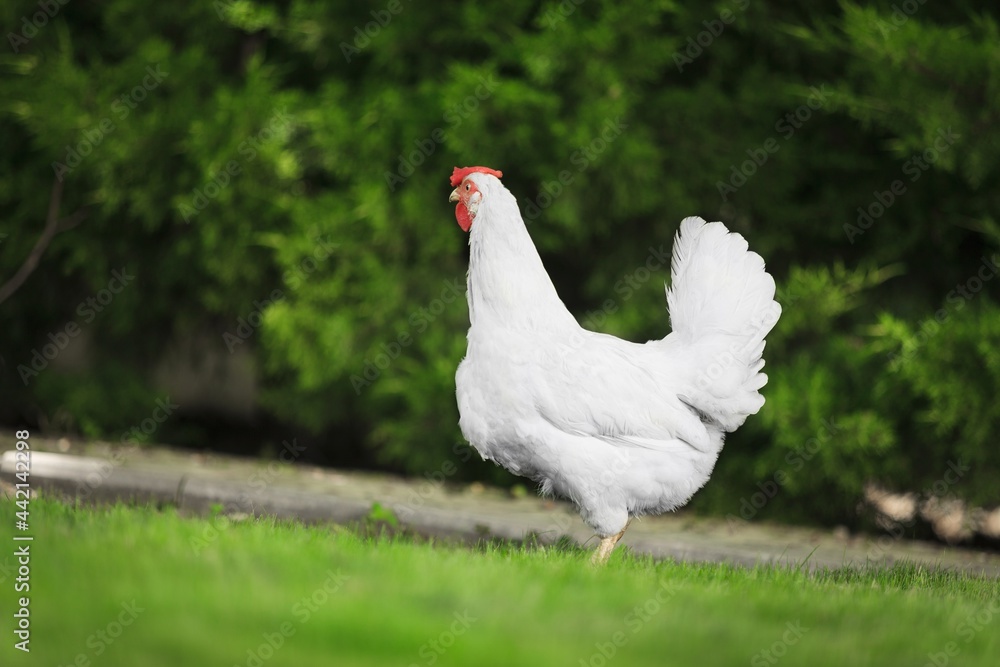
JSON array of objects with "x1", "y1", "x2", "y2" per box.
[{"x1": 455, "y1": 203, "x2": 472, "y2": 232}]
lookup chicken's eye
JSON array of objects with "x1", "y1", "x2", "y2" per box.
[{"x1": 465, "y1": 183, "x2": 471, "y2": 191}]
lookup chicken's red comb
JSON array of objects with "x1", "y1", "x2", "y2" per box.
[{"x1": 450, "y1": 166, "x2": 503, "y2": 187}]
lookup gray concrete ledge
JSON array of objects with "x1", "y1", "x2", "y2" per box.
[{"x1": 2, "y1": 440, "x2": 999, "y2": 577}]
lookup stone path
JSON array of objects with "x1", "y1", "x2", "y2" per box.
[{"x1": 2, "y1": 435, "x2": 998, "y2": 576}]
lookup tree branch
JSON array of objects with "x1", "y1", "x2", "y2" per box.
[{"x1": 0, "y1": 178, "x2": 87, "y2": 306}]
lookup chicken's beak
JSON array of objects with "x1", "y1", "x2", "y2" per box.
[{"x1": 449, "y1": 187, "x2": 460, "y2": 203}]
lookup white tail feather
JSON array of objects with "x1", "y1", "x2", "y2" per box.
[{"x1": 667, "y1": 217, "x2": 781, "y2": 431}]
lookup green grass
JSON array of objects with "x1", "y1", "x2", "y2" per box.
[{"x1": 2, "y1": 497, "x2": 999, "y2": 667}]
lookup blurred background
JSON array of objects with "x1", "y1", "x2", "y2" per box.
[{"x1": 1, "y1": 0, "x2": 998, "y2": 536}]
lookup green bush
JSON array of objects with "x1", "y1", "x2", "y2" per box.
[{"x1": 2, "y1": 0, "x2": 998, "y2": 526}]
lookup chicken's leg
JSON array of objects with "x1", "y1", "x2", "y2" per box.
[{"x1": 590, "y1": 520, "x2": 631, "y2": 565}]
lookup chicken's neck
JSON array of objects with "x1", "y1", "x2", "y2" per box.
[{"x1": 466, "y1": 191, "x2": 577, "y2": 333}]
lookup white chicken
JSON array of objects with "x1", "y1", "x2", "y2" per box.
[{"x1": 449, "y1": 166, "x2": 781, "y2": 563}]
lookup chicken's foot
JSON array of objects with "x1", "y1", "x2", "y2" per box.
[{"x1": 590, "y1": 520, "x2": 631, "y2": 565}]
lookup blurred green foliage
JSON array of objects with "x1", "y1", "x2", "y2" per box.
[{"x1": 1, "y1": 0, "x2": 998, "y2": 526}]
